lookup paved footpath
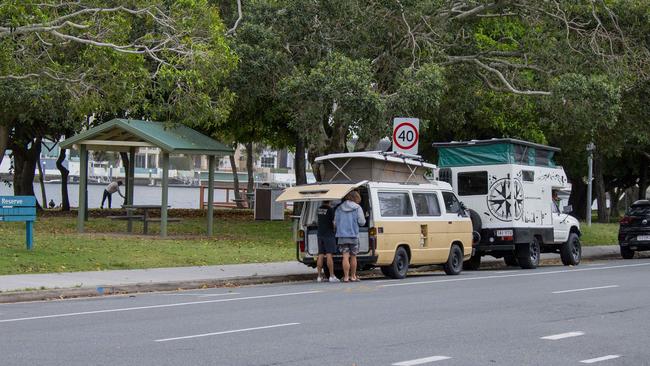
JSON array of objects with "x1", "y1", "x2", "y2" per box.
[{"x1": 0, "y1": 245, "x2": 621, "y2": 302}]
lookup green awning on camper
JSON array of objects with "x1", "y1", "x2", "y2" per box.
[{"x1": 434, "y1": 139, "x2": 560, "y2": 168}]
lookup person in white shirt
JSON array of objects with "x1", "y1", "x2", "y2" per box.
[{"x1": 101, "y1": 181, "x2": 125, "y2": 209}]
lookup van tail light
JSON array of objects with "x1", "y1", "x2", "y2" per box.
[
  {"x1": 368, "y1": 227, "x2": 377, "y2": 251},
  {"x1": 502, "y1": 236, "x2": 514, "y2": 242},
  {"x1": 619, "y1": 216, "x2": 632, "y2": 225},
  {"x1": 297, "y1": 230, "x2": 305, "y2": 252}
]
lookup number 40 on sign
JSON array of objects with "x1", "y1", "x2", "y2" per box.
[{"x1": 392, "y1": 117, "x2": 420, "y2": 155}]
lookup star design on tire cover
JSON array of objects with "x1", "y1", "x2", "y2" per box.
[{"x1": 487, "y1": 178, "x2": 524, "y2": 222}]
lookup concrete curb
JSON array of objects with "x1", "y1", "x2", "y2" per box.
[
  {"x1": 0, "y1": 273, "x2": 316, "y2": 304},
  {"x1": 0, "y1": 248, "x2": 623, "y2": 304}
]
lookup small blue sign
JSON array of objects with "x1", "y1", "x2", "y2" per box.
[
  {"x1": 0, "y1": 196, "x2": 37, "y2": 208},
  {"x1": 0, "y1": 196, "x2": 36, "y2": 250}
]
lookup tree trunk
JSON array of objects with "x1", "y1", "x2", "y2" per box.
[
  {"x1": 0, "y1": 124, "x2": 9, "y2": 166},
  {"x1": 294, "y1": 137, "x2": 307, "y2": 185},
  {"x1": 293, "y1": 137, "x2": 308, "y2": 216},
  {"x1": 608, "y1": 187, "x2": 622, "y2": 219},
  {"x1": 57, "y1": 147, "x2": 70, "y2": 211},
  {"x1": 594, "y1": 155, "x2": 609, "y2": 223},
  {"x1": 245, "y1": 141, "x2": 254, "y2": 207},
  {"x1": 568, "y1": 174, "x2": 587, "y2": 221},
  {"x1": 120, "y1": 152, "x2": 130, "y2": 201},
  {"x1": 229, "y1": 150, "x2": 244, "y2": 208},
  {"x1": 640, "y1": 155, "x2": 648, "y2": 200},
  {"x1": 12, "y1": 138, "x2": 41, "y2": 208},
  {"x1": 37, "y1": 156, "x2": 47, "y2": 207}
]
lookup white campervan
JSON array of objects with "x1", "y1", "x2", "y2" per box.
[{"x1": 432, "y1": 139, "x2": 581, "y2": 269}]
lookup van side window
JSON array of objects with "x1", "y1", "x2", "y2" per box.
[
  {"x1": 378, "y1": 192, "x2": 413, "y2": 217},
  {"x1": 442, "y1": 191, "x2": 461, "y2": 214},
  {"x1": 413, "y1": 193, "x2": 441, "y2": 216},
  {"x1": 457, "y1": 171, "x2": 488, "y2": 195}
]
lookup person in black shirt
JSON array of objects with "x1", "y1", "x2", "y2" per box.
[{"x1": 316, "y1": 200, "x2": 339, "y2": 282}]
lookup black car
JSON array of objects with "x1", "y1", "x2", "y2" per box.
[{"x1": 619, "y1": 200, "x2": 650, "y2": 259}]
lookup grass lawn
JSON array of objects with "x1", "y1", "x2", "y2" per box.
[
  {"x1": 0, "y1": 215, "x2": 294, "y2": 275},
  {"x1": 0, "y1": 213, "x2": 619, "y2": 275},
  {"x1": 580, "y1": 222, "x2": 619, "y2": 246}
]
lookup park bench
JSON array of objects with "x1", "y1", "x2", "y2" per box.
[
  {"x1": 0, "y1": 196, "x2": 37, "y2": 250},
  {"x1": 108, "y1": 205, "x2": 182, "y2": 235}
]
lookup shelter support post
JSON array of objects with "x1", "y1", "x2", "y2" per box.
[
  {"x1": 77, "y1": 144, "x2": 88, "y2": 233},
  {"x1": 161, "y1": 152, "x2": 169, "y2": 237},
  {"x1": 127, "y1": 147, "x2": 135, "y2": 205},
  {"x1": 207, "y1": 155, "x2": 215, "y2": 236}
]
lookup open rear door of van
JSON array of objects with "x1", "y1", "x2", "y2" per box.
[
  {"x1": 276, "y1": 181, "x2": 371, "y2": 258},
  {"x1": 275, "y1": 181, "x2": 368, "y2": 202}
]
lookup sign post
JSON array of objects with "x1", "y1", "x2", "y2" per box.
[
  {"x1": 392, "y1": 118, "x2": 420, "y2": 155},
  {"x1": 0, "y1": 196, "x2": 37, "y2": 250}
]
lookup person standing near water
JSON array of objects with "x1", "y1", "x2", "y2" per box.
[{"x1": 101, "y1": 181, "x2": 125, "y2": 209}]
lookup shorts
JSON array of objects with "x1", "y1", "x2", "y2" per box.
[
  {"x1": 337, "y1": 238, "x2": 360, "y2": 255},
  {"x1": 318, "y1": 236, "x2": 337, "y2": 255}
]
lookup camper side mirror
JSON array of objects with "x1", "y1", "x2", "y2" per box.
[{"x1": 562, "y1": 205, "x2": 573, "y2": 214}]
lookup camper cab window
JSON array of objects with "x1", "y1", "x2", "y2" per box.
[
  {"x1": 378, "y1": 192, "x2": 413, "y2": 217},
  {"x1": 413, "y1": 192, "x2": 441, "y2": 216},
  {"x1": 442, "y1": 191, "x2": 462, "y2": 214},
  {"x1": 457, "y1": 171, "x2": 488, "y2": 196}
]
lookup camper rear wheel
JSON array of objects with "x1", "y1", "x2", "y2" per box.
[
  {"x1": 517, "y1": 237, "x2": 540, "y2": 269},
  {"x1": 560, "y1": 233, "x2": 581, "y2": 266},
  {"x1": 463, "y1": 254, "x2": 481, "y2": 270},
  {"x1": 382, "y1": 246, "x2": 409, "y2": 279},
  {"x1": 444, "y1": 244, "x2": 463, "y2": 275}
]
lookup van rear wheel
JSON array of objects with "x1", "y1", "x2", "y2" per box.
[
  {"x1": 444, "y1": 244, "x2": 463, "y2": 275},
  {"x1": 382, "y1": 247, "x2": 409, "y2": 279}
]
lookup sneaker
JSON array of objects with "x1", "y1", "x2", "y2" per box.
[
  {"x1": 316, "y1": 276, "x2": 323, "y2": 283},
  {"x1": 329, "y1": 276, "x2": 339, "y2": 283}
]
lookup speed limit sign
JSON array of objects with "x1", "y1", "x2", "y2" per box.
[{"x1": 392, "y1": 117, "x2": 420, "y2": 155}]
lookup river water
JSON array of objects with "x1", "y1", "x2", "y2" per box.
[{"x1": 0, "y1": 183, "x2": 232, "y2": 209}]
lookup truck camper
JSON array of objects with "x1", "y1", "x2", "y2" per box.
[
  {"x1": 432, "y1": 139, "x2": 582, "y2": 269},
  {"x1": 276, "y1": 151, "x2": 474, "y2": 278}
]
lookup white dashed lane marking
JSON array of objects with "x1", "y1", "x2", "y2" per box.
[
  {"x1": 552, "y1": 285, "x2": 619, "y2": 294},
  {"x1": 540, "y1": 331, "x2": 585, "y2": 340},
  {"x1": 154, "y1": 322, "x2": 300, "y2": 342},
  {"x1": 580, "y1": 355, "x2": 620, "y2": 364},
  {"x1": 392, "y1": 356, "x2": 452, "y2": 365}
]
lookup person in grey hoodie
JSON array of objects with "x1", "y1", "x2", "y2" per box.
[{"x1": 335, "y1": 190, "x2": 366, "y2": 282}]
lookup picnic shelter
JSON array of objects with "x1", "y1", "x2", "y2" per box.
[{"x1": 60, "y1": 118, "x2": 233, "y2": 237}]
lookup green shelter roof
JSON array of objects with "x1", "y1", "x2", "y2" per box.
[{"x1": 60, "y1": 119, "x2": 233, "y2": 155}]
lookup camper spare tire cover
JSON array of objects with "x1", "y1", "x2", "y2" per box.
[{"x1": 468, "y1": 209, "x2": 482, "y2": 232}]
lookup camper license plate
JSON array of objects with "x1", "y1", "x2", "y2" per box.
[
  {"x1": 637, "y1": 235, "x2": 650, "y2": 241},
  {"x1": 496, "y1": 230, "x2": 513, "y2": 237}
]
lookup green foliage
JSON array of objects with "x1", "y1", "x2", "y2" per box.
[{"x1": 280, "y1": 53, "x2": 386, "y2": 152}]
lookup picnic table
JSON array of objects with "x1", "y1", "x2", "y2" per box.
[{"x1": 108, "y1": 204, "x2": 181, "y2": 235}]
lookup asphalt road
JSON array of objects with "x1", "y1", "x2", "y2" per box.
[{"x1": 1, "y1": 259, "x2": 650, "y2": 366}]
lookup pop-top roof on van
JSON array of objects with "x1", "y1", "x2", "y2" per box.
[
  {"x1": 432, "y1": 138, "x2": 559, "y2": 168},
  {"x1": 314, "y1": 151, "x2": 435, "y2": 184}
]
